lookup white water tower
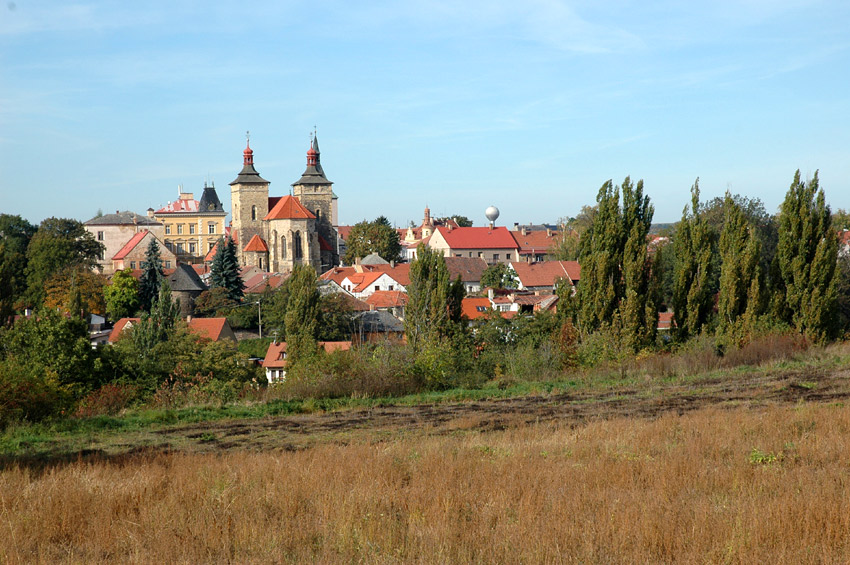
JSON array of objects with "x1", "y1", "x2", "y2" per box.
[{"x1": 485, "y1": 205, "x2": 500, "y2": 229}]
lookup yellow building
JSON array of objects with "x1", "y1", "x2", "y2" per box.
[{"x1": 153, "y1": 184, "x2": 227, "y2": 261}]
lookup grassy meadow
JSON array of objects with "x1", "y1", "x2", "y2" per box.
[{"x1": 3, "y1": 401, "x2": 850, "y2": 563}]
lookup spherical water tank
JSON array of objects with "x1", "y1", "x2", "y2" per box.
[{"x1": 485, "y1": 206, "x2": 500, "y2": 223}]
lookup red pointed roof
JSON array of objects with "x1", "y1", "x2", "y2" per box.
[
  {"x1": 244, "y1": 234, "x2": 269, "y2": 252},
  {"x1": 112, "y1": 231, "x2": 151, "y2": 260},
  {"x1": 264, "y1": 195, "x2": 316, "y2": 221}
]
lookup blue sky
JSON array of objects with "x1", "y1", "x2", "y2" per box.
[{"x1": 1, "y1": 1, "x2": 849, "y2": 229}]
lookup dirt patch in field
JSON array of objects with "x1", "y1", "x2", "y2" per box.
[{"x1": 143, "y1": 367, "x2": 850, "y2": 455}]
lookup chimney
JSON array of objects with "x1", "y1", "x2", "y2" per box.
[
  {"x1": 546, "y1": 228, "x2": 552, "y2": 237},
  {"x1": 489, "y1": 222, "x2": 495, "y2": 230},
  {"x1": 186, "y1": 315, "x2": 192, "y2": 323},
  {"x1": 147, "y1": 208, "x2": 154, "y2": 218},
  {"x1": 488, "y1": 288, "x2": 494, "y2": 301},
  {"x1": 521, "y1": 227, "x2": 528, "y2": 236},
  {"x1": 390, "y1": 260, "x2": 395, "y2": 268},
  {"x1": 448, "y1": 224, "x2": 453, "y2": 231},
  {"x1": 513, "y1": 222, "x2": 519, "y2": 231},
  {"x1": 354, "y1": 257, "x2": 363, "y2": 273}
]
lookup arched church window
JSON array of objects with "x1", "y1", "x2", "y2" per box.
[
  {"x1": 316, "y1": 209, "x2": 321, "y2": 220},
  {"x1": 251, "y1": 206, "x2": 257, "y2": 221},
  {"x1": 281, "y1": 236, "x2": 287, "y2": 259},
  {"x1": 294, "y1": 231, "x2": 303, "y2": 260}
]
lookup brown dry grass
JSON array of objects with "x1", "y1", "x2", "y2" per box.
[{"x1": 3, "y1": 402, "x2": 850, "y2": 563}]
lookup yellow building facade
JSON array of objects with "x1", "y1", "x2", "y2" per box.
[{"x1": 153, "y1": 184, "x2": 227, "y2": 261}]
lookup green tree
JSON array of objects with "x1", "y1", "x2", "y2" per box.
[
  {"x1": 24, "y1": 217, "x2": 103, "y2": 308},
  {"x1": 210, "y1": 236, "x2": 244, "y2": 301},
  {"x1": 0, "y1": 307, "x2": 98, "y2": 392},
  {"x1": 0, "y1": 214, "x2": 37, "y2": 323},
  {"x1": 284, "y1": 265, "x2": 320, "y2": 364},
  {"x1": 318, "y1": 292, "x2": 357, "y2": 342},
  {"x1": 342, "y1": 216, "x2": 402, "y2": 264},
  {"x1": 702, "y1": 193, "x2": 777, "y2": 280},
  {"x1": 44, "y1": 266, "x2": 107, "y2": 316},
  {"x1": 104, "y1": 268, "x2": 140, "y2": 320},
  {"x1": 575, "y1": 177, "x2": 657, "y2": 350},
  {"x1": 552, "y1": 206, "x2": 596, "y2": 261},
  {"x1": 404, "y1": 244, "x2": 464, "y2": 353},
  {"x1": 672, "y1": 180, "x2": 718, "y2": 340},
  {"x1": 772, "y1": 170, "x2": 838, "y2": 342},
  {"x1": 138, "y1": 237, "x2": 164, "y2": 312},
  {"x1": 717, "y1": 193, "x2": 762, "y2": 331},
  {"x1": 132, "y1": 281, "x2": 181, "y2": 354},
  {"x1": 436, "y1": 215, "x2": 473, "y2": 227},
  {"x1": 480, "y1": 262, "x2": 518, "y2": 290}
]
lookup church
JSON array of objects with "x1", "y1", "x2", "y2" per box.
[{"x1": 229, "y1": 135, "x2": 340, "y2": 273}]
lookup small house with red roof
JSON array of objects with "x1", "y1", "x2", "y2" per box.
[
  {"x1": 365, "y1": 290, "x2": 408, "y2": 319},
  {"x1": 424, "y1": 226, "x2": 520, "y2": 266},
  {"x1": 111, "y1": 230, "x2": 177, "y2": 272},
  {"x1": 263, "y1": 340, "x2": 352, "y2": 382},
  {"x1": 510, "y1": 260, "x2": 581, "y2": 293},
  {"x1": 510, "y1": 226, "x2": 561, "y2": 263},
  {"x1": 108, "y1": 316, "x2": 235, "y2": 344}
]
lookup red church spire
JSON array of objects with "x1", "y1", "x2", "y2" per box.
[{"x1": 243, "y1": 130, "x2": 253, "y2": 166}]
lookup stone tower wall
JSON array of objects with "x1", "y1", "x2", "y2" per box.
[{"x1": 230, "y1": 182, "x2": 269, "y2": 262}]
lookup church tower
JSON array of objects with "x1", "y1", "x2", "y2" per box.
[
  {"x1": 229, "y1": 137, "x2": 270, "y2": 264},
  {"x1": 291, "y1": 134, "x2": 339, "y2": 270}
]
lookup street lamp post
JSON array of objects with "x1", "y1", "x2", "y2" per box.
[{"x1": 255, "y1": 300, "x2": 262, "y2": 338}]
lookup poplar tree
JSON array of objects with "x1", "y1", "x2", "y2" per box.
[
  {"x1": 283, "y1": 264, "x2": 320, "y2": 363},
  {"x1": 576, "y1": 177, "x2": 656, "y2": 350},
  {"x1": 672, "y1": 180, "x2": 717, "y2": 339},
  {"x1": 717, "y1": 193, "x2": 761, "y2": 331},
  {"x1": 772, "y1": 170, "x2": 838, "y2": 342},
  {"x1": 404, "y1": 244, "x2": 456, "y2": 353},
  {"x1": 210, "y1": 236, "x2": 244, "y2": 301},
  {"x1": 138, "y1": 238, "x2": 164, "y2": 312}
]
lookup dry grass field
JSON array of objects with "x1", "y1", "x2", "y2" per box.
[{"x1": 3, "y1": 401, "x2": 850, "y2": 563}]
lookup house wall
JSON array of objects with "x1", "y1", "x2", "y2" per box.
[
  {"x1": 86, "y1": 223, "x2": 164, "y2": 275},
  {"x1": 112, "y1": 234, "x2": 177, "y2": 272}
]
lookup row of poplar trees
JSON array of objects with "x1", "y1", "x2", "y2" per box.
[{"x1": 572, "y1": 170, "x2": 838, "y2": 349}]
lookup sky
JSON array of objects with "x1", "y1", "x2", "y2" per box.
[{"x1": 1, "y1": 0, "x2": 849, "y2": 229}]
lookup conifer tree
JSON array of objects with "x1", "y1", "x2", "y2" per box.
[
  {"x1": 133, "y1": 280, "x2": 180, "y2": 354},
  {"x1": 405, "y1": 244, "x2": 453, "y2": 353},
  {"x1": 210, "y1": 236, "x2": 244, "y2": 302},
  {"x1": 138, "y1": 237, "x2": 164, "y2": 312},
  {"x1": 772, "y1": 170, "x2": 838, "y2": 342},
  {"x1": 672, "y1": 180, "x2": 717, "y2": 340},
  {"x1": 717, "y1": 193, "x2": 761, "y2": 331},
  {"x1": 576, "y1": 177, "x2": 656, "y2": 350},
  {"x1": 283, "y1": 264, "x2": 320, "y2": 363}
]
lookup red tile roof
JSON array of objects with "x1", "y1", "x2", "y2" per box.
[
  {"x1": 365, "y1": 290, "x2": 409, "y2": 309},
  {"x1": 320, "y1": 263, "x2": 412, "y2": 287},
  {"x1": 337, "y1": 225, "x2": 353, "y2": 241},
  {"x1": 112, "y1": 231, "x2": 150, "y2": 260},
  {"x1": 461, "y1": 297, "x2": 492, "y2": 320},
  {"x1": 658, "y1": 312, "x2": 675, "y2": 330},
  {"x1": 187, "y1": 317, "x2": 232, "y2": 341},
  {"x1": 510, "y1": 229, "x2": 560, "y2": 255},
  {"x1": 510, "y1": 260, "x2": 581, "y2": 288},
  {"x1": 155, "y1": 199, "x2": 200, "y2": 213},
  {"x1": 243, "y1": 273, "x2": 288, "y2": 294},
  {"x1": 108, "y1": 317, "x2": 141, "y2": 342},
  {"x1": 264, "y1": 195, "x2": 316, "y2": 221},
  {"x1": 244, "y1": 234, "x2": 269, "y2": 252},
  {"x1": 204, "y1": 240, "x2": 220, "y2": 262},
  {"x1": 318, "y1": 235, "x2": 333, "y2": 252},
  {"x1": 263, "y1": 341, "x2": 352, "y2": 368},
  {"x1": 434, "y1": 226, "x2": 519, "y2": 250}
]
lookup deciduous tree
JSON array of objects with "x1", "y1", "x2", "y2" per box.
[
  {"x1": 342, "y1": 216, "x2": 401, "y2": 264},
  {"x1": 104, "y1": 268, "x2": 140, "y2": 320},
  {"x1": 480, "y1": 262, "x2": 517, "y2": 290}
]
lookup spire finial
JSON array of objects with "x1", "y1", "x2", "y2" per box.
[{"x1": 246, "y1": 130, "x2": 250, "y2": 148}]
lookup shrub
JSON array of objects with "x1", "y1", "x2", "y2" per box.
[
  {"x1": 74, "y1": 383, "x2": 139, "y2": 418},
  {"x1": 0, "y1": 357, "x2": 71, "y2": 428}
]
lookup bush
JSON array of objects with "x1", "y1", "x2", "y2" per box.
[
  {"x1": 74, "y1": 383, "x2": 139, "y2": 418},
  {"x1": 0, "y1": 358, "x2": 71, "y2": 428}
]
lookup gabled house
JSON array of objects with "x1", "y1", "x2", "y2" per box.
[
  {"x1": 84, "y1": 211, "x2": 164, "y2": 275},
  {"x1": 320, "y1": 262, "x2": 411, "y2": 298},
  {"x1": 111, "y1": 230, "x2": 178, "y2": 272},
  {"x1": 365, "y1": 290, "x2": 408, "y2": 319},
  {"x1": 424, "y1": 226, "x2": 519, "y2": 265},
  {"x1": 353, "y1": 310, "x2": 405, "y2": 345},
  {"x1": 444, "y1": 256, "x2": 488, "y2": 293},
  {"x1": 510, "y1": 260, "x2": 581, "y2": 293},
  {"x1": 263, "y1": 340, "x2": 352, "y2": 382},
  {"x1": 510, "y1": 225, "x2": 561, "y2": 263},
  {"x1": 108, "y1": 317, "x2": 236, "y2": 343}
]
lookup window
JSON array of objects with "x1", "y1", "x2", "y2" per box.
[
  {"x1": 258, "y1": 258, "x2": 264, "y2": 270},
  {"x1": 98, "y1": 249, "x2": 104, "y2": 260},
  {"x1": 455, "y1": 253, "x2": 461, "y2": 257},
  {"x1": 165, "y1": 225, "x2": 171, "y2": 235},
  {"x1": 97, "y1": 231, "x2": 104, "y2": 241},
  {"x1": 316, "y1": 209, "x2": 321, "y2": 219},
  {"x1": 375, "y1": 285, "x2": 380, "y2": 291},
  {"x1": 469, "y1": 252, "x2": 473, "y2": 257},
  {"x1": 165, "y1": 261, "x2": 171, "y2": 269},
  {"x1": 281, "y1": 236, "x2": 287, "y2": 259},
  {"x1": 189, "y1": 242, "x2": 196, "y2": 254},
  {"x1": 388, "y1": 285, "x2": 394, "y2": 291},
  {"x1": 189, "y1": 224, "x2": 195, "y2": 235},
  {"x1": 177, "y1": 224, "x2": 183, "y2": 235},
  {"x1": 478, "y1": 252, "x2": 483, "y2": 257},
  {"x1": 293, "y1": 231, "x2": 302, "y2": 259},
  {"x1": 165, "y1": 242, "x2": 173, "y2": 251},
  {"x1": 209, "y1": 242, "x2": 215, "y2": 252},
  {"x1": 176, "y1": 243, "x2": 184, "y2": 253},
  {"x1": 251, "y1": 206, "x2": 257, "y2": 221},
  {"x1": 208, "y1": 223, "x2": 215, "y2": 234},
  {"x1": 130, "y1": 261, "x2": 136, "y2": 269},
  {"x1": 493, "y1": 254, "x2": 499, "y2": 261}
]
